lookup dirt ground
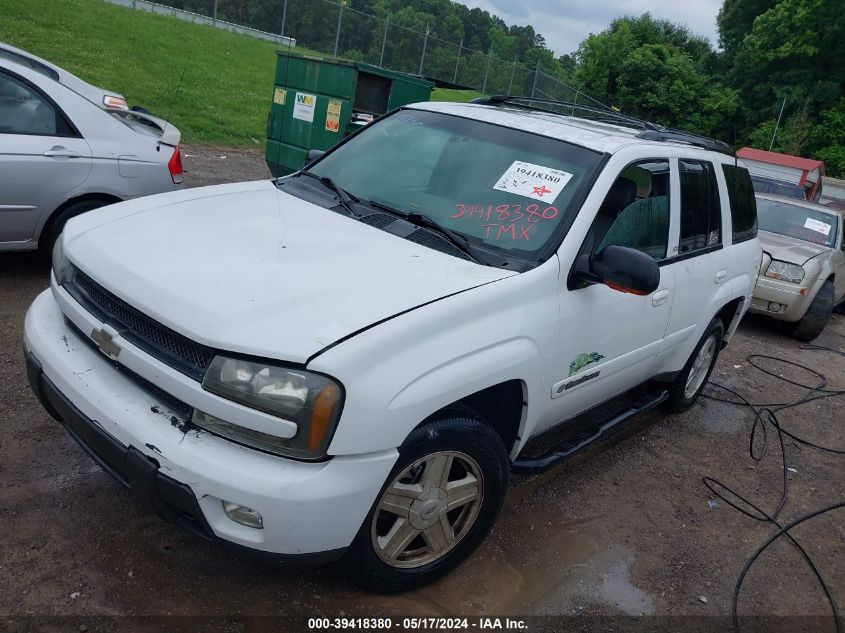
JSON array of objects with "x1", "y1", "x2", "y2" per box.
[{"x1": 1, "y1": 145, "x2": 843, "y2": 630}]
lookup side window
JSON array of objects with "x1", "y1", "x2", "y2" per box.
[
  {"x1": 722, "y1": 164, "x2": 758, "y2": 243},
  {"x1": 0, "y1": 71, "x2": 57, "y2": 136},
  {"x1": 679, "y1": 160, "x2": 721, "y2": 254},
  {"x1": 590, "y1": 160, "x2": 671, "y2": 261}
]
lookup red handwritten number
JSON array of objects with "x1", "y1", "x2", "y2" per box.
[
  {"x1": 495, "y1": 204, "x2": 510, "y2": 221},
  {"x1": 542, "y1": 206, "x2": 558, "y2": 219},
  {"x1": 452, "y1": 204, "x2": 466, "y2": 219}
]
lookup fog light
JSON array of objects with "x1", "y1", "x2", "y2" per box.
[
  {"x1": 222, "y1": 501, "x2": 263, "y2": 529},
  {"x1": 768, "y1": 302, "x2": 782, "y2": 312}
]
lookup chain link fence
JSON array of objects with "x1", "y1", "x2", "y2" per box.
[{"x1": 123, "y1": 0, "x2": 606, "y2": 107}]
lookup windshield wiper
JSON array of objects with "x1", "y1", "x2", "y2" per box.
[
  {"x1": 368, "y1": 200, "x2": 485, "y2": 265},
  {"x1": 298, "y1": 171, "x2": 361, "y2": 218}
]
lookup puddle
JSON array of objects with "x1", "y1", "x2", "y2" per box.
[{"x1": 302, "y1": 474, "x2": 655, "y2": 617}]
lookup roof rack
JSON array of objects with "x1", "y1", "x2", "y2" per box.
[{"x1": 471, "y1": 95, "x2": 734, "y2": 156}]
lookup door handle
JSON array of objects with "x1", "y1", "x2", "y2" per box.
[
  {"x1": 715, "y1": 269, "x2": 728, "y2": 284},
  {"x1": 43, "y1": 148, "x2": 81, "y2": 158},
  {"x1": 652, "y1": 289, "x2": 670, "y2": 307}
]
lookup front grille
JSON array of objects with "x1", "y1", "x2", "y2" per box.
[
  {"x1": 65, "y1": 318, "x2": 193, "y2": 417},
  {"x1": 65, "y1": 267, "x2": 214, "y2": 381}
]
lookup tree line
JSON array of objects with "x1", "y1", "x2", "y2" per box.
[{"x1": 163, "y1": 0, "x2": 845, "y2": 176}]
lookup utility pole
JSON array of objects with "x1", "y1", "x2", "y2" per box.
[
  {"x1": 482, "y1": 46, "x2": 492, "y2": 94},
  {"x1": 212, "y1": 0, "x2": 218, "y2": 25},
  {"x1": 419, "y1": 23, "x2": 430, "y2": 76},
  {"x1": 280, "y1": 0, "x2": 287, "y2": 37},
  {"x1": 379, "y1": 15, "x2": 389, "y2": 67},
  {"x1": 769, "y1": 96, "x2": 788, "y2": 151},
  {"x1": 453, "y1": 39, "x2": 462, "y2": 84},
  {"x1": 333, "y1": 3, "x2": 344, "y2": 57}
]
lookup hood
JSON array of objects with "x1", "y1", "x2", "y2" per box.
[
  {"x1": 63, "y1": 181, "x2": 513, "y2": 363},
  {"x1": 758, "y1": 230, "x2": 830, "y2": 266}
]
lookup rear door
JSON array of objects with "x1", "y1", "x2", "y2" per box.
[
  {"x1": 0, "y1": 68, "x2": 92, "y2": 244},
  {"x1": 659, "y1": 158, "x2": 726, "y2": 360}
]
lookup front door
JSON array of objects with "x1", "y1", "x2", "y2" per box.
[{"x1": 540, "y1": 158, "x2": 678, "y2": 432}]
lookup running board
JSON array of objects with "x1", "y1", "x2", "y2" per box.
[{"x1": 512, "y1": 389, "x2": 669, "y2": 475}]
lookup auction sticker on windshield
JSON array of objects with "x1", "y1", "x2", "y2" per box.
[
  {"x1": 493, "y1": 161, "x2": 574, "y2": 202},
  {"x1": 804, "y1": 217, "x2": 831, "y2": 236}
]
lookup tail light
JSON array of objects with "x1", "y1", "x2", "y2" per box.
[{"x1": 168, "y1": 146, "x2": 183, "y2": 185}]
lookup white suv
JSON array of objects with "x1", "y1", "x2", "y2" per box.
[{"x1": 24, "y1": 98, "x2": 761, "y2": 592}]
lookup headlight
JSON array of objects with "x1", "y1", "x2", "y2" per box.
[
  {"x1": 765, "y1": 260, "x2": 804, "y2": 284},
  {"x1": 51, "y1": 234, "x2": 70, "y2": 284},
  {"x1": 199, "y1": 356, "x2": 343, "y2": 460}
]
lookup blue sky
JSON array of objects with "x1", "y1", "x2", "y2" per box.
[{"x1": 456, "y1": 0, "x2": 723, "y2": 55}]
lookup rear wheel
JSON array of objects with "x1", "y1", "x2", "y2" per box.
[
  {"x1": 341, "y1": 413, "x2": 508, "y2": 593},
  {"x1": 789, "y1": 280, "x2": 834, "y2": 342},
  {"x1": 664, "y1": 317, "x2": 724, "y2": 412},
  {"x1": 40, "y1": 199, "x2": 113, "y2": 256}
]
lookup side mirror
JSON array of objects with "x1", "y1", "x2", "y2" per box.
[
  {"x1": 575, "y1": 244, "x2": 660, "y2": 296},
  {"x1": 305, "y1": 149, "x2": 325, "y2": 165}
]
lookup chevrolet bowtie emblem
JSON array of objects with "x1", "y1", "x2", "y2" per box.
[{"x1": 90, "y1": 325, "x2": 121, "y2": 359}]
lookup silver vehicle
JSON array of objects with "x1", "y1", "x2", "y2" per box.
[
  {"x1": 0, "y1": 44, "x2": 182, "y2": 253},
  {"x1": 749, "y1": 194, "x2": 845, "y2": 340}
]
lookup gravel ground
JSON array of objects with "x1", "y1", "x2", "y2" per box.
[{"x1": 1, "y1": 145, "x2": 843, "y2": 630}]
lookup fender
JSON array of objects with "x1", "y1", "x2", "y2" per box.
[{"x1": 311, "y1": 263, "x2": 560, "y2": 456}]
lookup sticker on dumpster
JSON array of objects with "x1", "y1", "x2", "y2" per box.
[
  {"x1": 493, "y1": 161, "x2": 573, "y2": 203},
  {"x1": 804, "y1": 217, "x2": 831, "y2": 236},
  {"x1": 293, "y1": 92, "x2": 316, "y2": 123},
  {"x1": 273, "y1": 87, "x2": 287, "y2": 105},
  {"x1": 325, "y1": 99, "x2": 342, "y2": 132}
]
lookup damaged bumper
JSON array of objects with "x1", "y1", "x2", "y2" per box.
[{"x1": 23, "y1": 289, "x2": 396, "y2": 559}]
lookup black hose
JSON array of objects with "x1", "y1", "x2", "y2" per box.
[{"x1": 701, "y1": 344, "x2": 845, "y2": 632}]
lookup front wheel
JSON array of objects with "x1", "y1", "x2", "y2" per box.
[
  {"x1": 341, "y1": 413, "x2": 508, "y2": 593},
  {"x1": 788, "y1": 280, "x2": 834, "y2": 342},
  {"x1": 664, "y1": 317, "x2": 724, "y2": 412}
]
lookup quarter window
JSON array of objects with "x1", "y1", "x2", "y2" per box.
[
  {"x1": 0, "y1": 71, "x2": 57, "y2": 136},
  {"x1": 679, "y1": 160, "x2": 722, "y2": 254},
  {"x1": 722, "y1": 164, "x2": 758, "y2": 243}
]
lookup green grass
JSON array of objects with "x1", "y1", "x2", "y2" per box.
[
  {"x1": 0, "y1": 0, "x2": 303, "y2": 146},
  {"x1": 431, "y1": 88, "x2": 484, "y2": 103},
  {"x1": 0, "y1": 0, "x2": 485, "y2": 146}
]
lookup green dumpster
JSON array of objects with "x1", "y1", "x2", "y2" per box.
[{"x1": 265, "y1": 51, "x2": 434, "y2": 177}]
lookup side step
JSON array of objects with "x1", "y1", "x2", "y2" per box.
[{"x1": 512, "y1": 389, "x2": 669, "y2": 475}]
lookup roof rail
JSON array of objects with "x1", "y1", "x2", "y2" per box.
[
  {"x1": 635, "y1": 129, "x2": 733, "y2": 155},
  {"x1": 471, "y1": 95, "x2": 663, "y2": 131},
  {"x1": 472, "y1": 95, "x2": 734, "y2": 156}
]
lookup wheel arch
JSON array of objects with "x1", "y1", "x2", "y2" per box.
[
  {"x1": 419, "y1": 379, "x2": 527, "y2": 457},
  {"x1": 37, "y1": 192, "x2": 123, "y2": 248}
]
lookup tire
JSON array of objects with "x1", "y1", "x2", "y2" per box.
[
  {"x1": 664, "y1": 317, "x2": 724, "y2": 413},
  {"x1": 40, "y1": 199, "x2": 111, "y2": 256},
  {"x1": 340, "y1": 411, "x2": 509, "y2": 593},
  {"x1": 788, "y1": 280, "x2": 834, "y2": 342}
]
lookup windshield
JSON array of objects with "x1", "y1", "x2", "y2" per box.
[
  {"x1": 757, "y1": 197, "x2": 838, "y2": 248},
  {"x1": 306, "y1": 109, "x2": 602, "y2": 264},
  {"x1": 751, "y1": 176, "x2": 805, "y2": 199}
]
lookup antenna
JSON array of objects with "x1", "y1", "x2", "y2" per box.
[{"x1": 157, "y1": 66, "x2": 186, "y2": 151}]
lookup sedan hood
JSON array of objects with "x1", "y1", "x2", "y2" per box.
[
  {"x1": 758, "y1": 230, "x2": 830, "y2": 265},
  {"x1": 63, "y1": 181, "x2": 513, "y2": 363}
]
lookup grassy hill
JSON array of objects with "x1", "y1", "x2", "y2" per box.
[{"x1": 0, "y1": 0, "x2": 479, "y2": 146}]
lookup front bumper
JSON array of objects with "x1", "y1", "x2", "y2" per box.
[
  {"x1": 23, "y1": 289, "x2": 397, "y2": 558},
  {"x1": 749, "y1": 276, "x2": 823, "y2": 322}
]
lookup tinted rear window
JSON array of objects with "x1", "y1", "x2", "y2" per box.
[{"x1": 723, "y1": 165, "x2": 758, "y2": 243}]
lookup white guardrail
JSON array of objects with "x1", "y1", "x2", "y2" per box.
[{"x1": 105, "y1": 0, "x2": 296, "y2": 47}]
